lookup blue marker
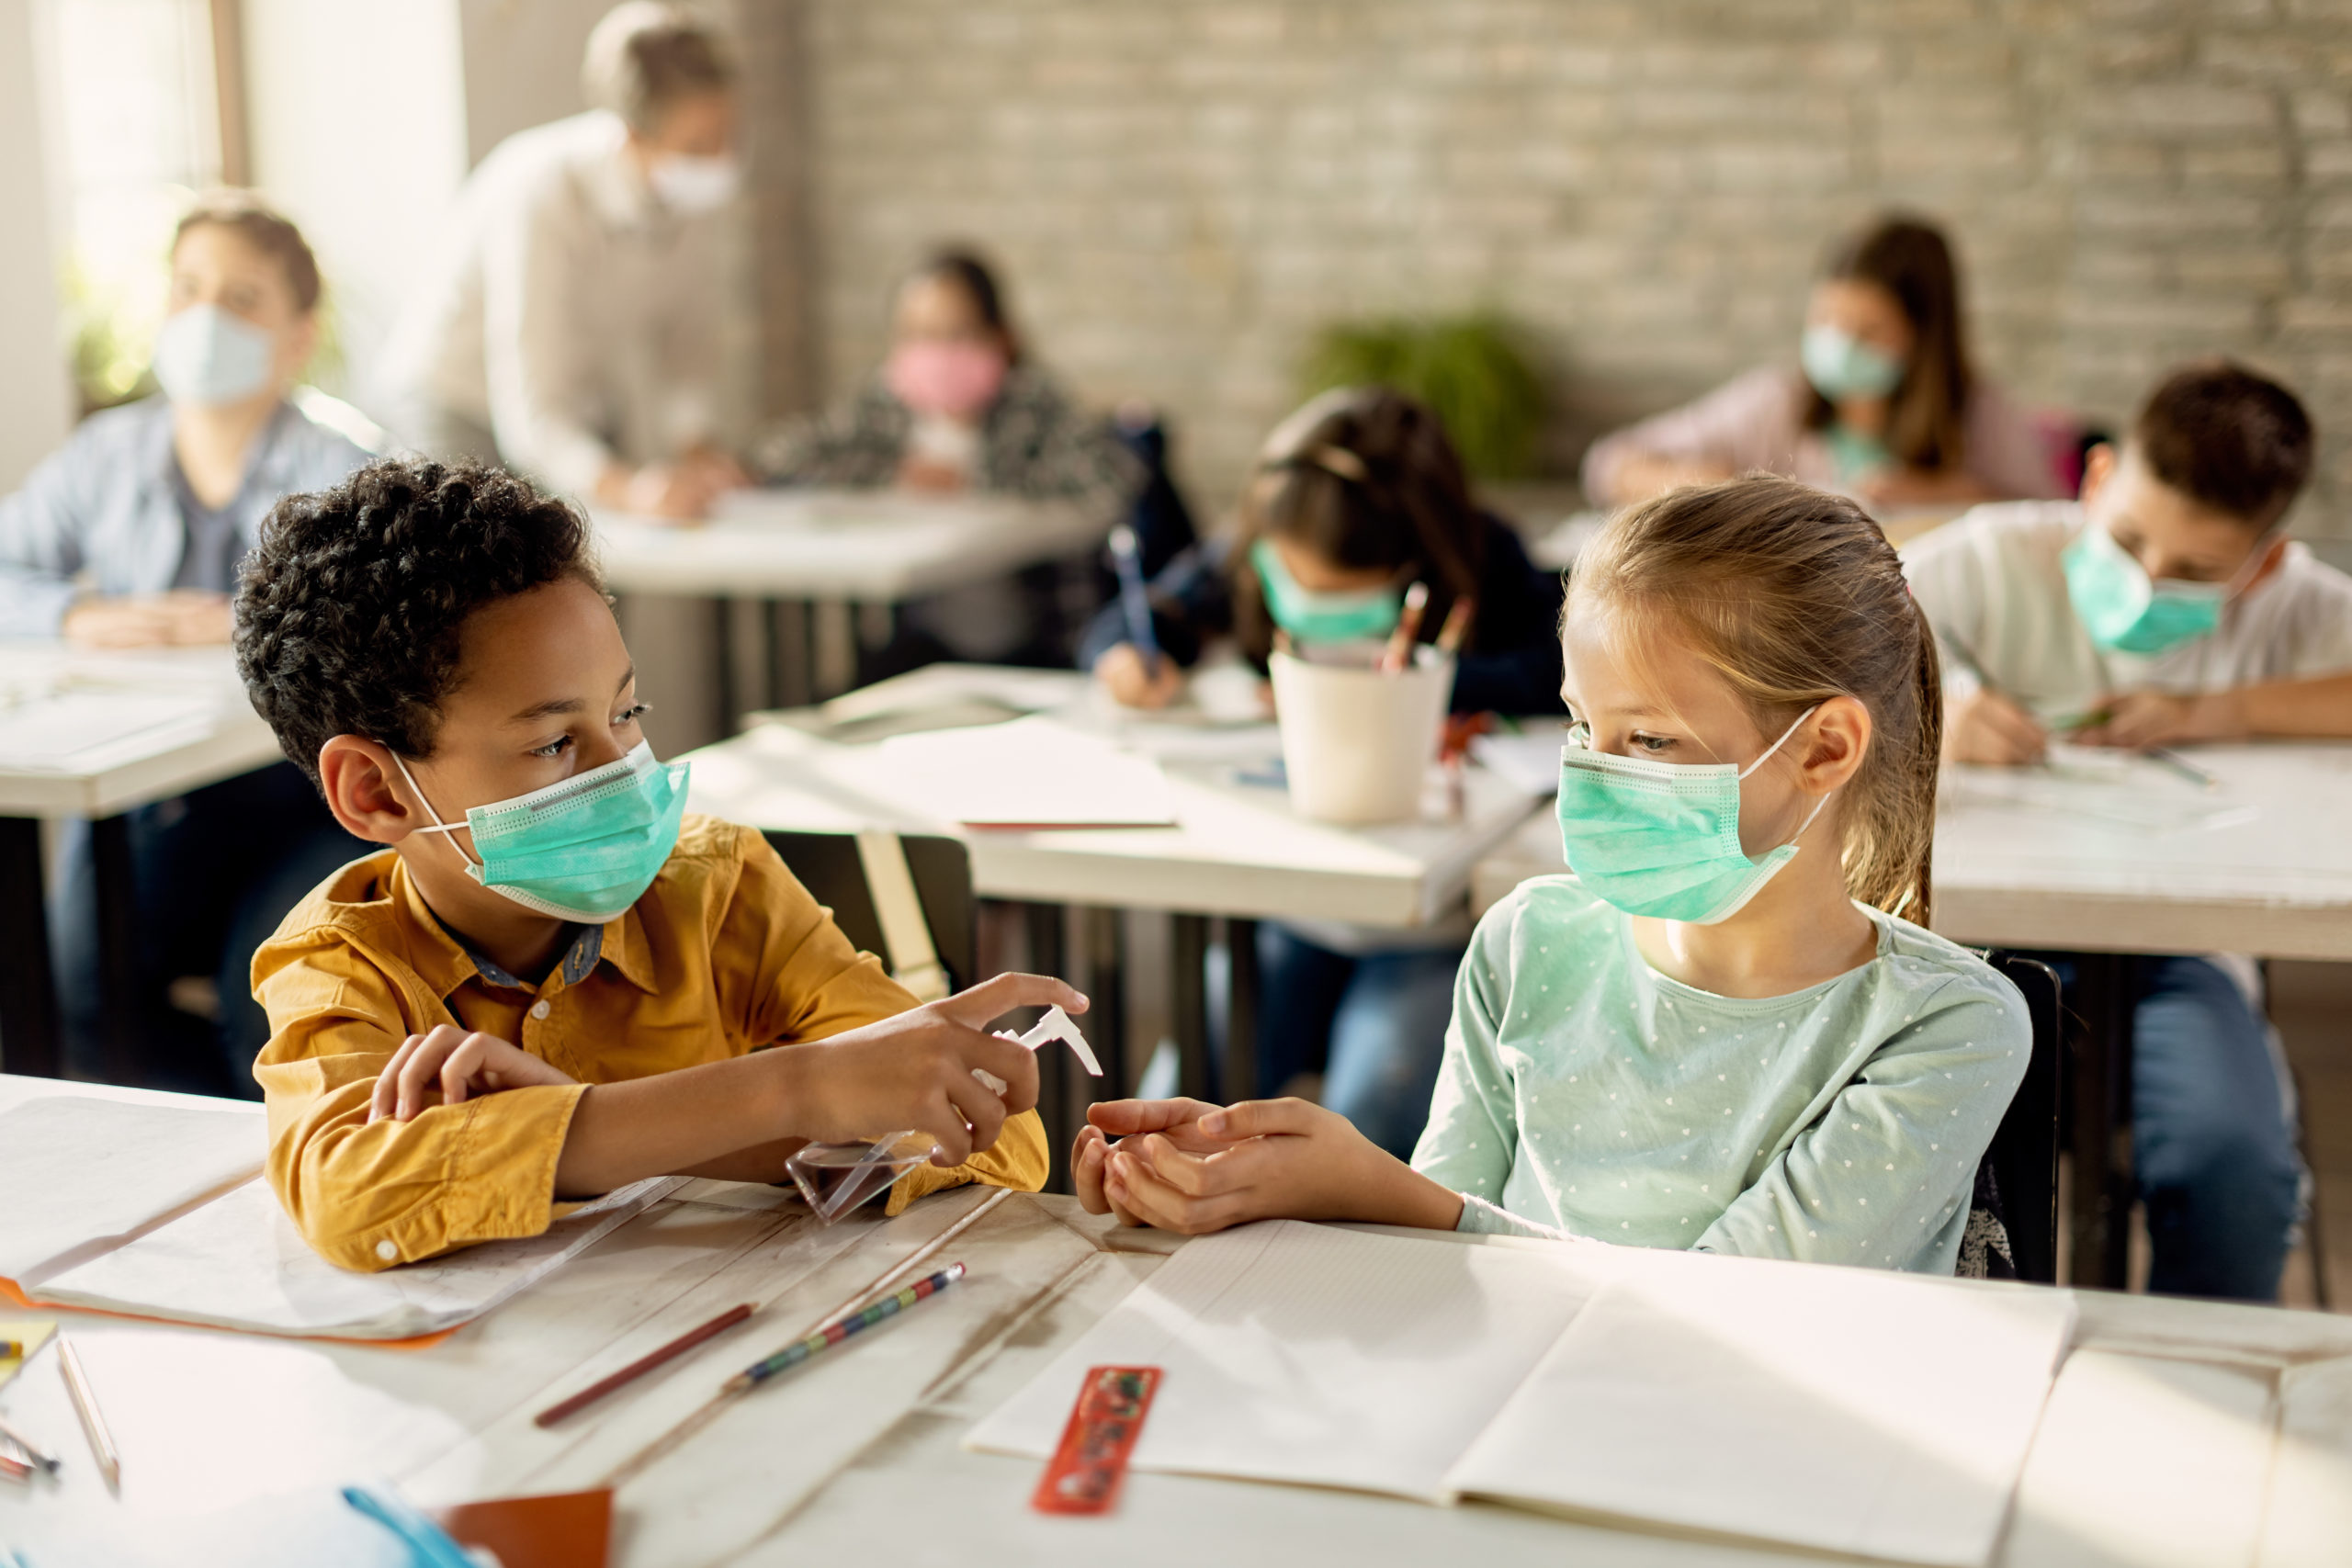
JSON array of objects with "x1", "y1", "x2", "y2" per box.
[
  {"x1": 1108, "y1": 524, "x2": 1159, "y2": 672},
  {"x1": 343, "y1": 1483, "x2": 477, "y2": 1568}
]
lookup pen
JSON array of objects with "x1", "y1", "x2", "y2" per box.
[
  {"x1": 342, "y1": 1483, "x2": 476, "y2": 1568},
  {"x1": 0, "y1": 1451, "x2": 29, "y2": 1483},
  {"x1": 1108, "y1": 525, "x2": 1160, "y2": 673},
  {"x1": 0, "y1": 1343, "x2": 24, "y2": 1359},
  {"x1": 726, "y1": 1263, "x2": 966, "y2": 1394},
  {"x1": 1434, "y1": 597, "x2": 1476, "y2": 655},
  {"x1": 56, "y1": 1338, "x2": 118, "y2": 1491},
  {"x1": 0, "y1": 1414, "x2": 61, "y2": 1473},
  {"x1": 2146, "y1": 747, "x2": 2220, "y2": 791},
  {"x1": 535, "y1": 1303, "x2": 756, "y2": 1427}
]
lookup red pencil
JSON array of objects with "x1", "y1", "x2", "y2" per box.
[{"x1": 535, "y1": 1303, "x2": 756, "y2": 1427}]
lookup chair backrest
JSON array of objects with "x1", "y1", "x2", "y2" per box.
[
  {"x1": 1979, "y1": 953, "x2": 2064, "y2": 1283},
  {"x1": 763, "y1": 830, "x2": 977, "y2": 997},
  {"x1": 1110, "y1": 409, "x2": 1200, "y2": 579}
]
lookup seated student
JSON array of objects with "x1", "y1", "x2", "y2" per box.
[
  {"x1": 0, "y1": 190, "x2": 370, "y2": 1088},
  {"x1": 754, "y1": 250, "x2": 1143, "y2": 664},
  {"x1": 1080, "y1": 386, "x2": 1566, "y2": 1160},
  {"x1": 1582, "y1": 214, "x2": 2070, "y2": 512},
  {"x1": 1071, "y1": 476, "x2": 2031, "y2": 1273},
  {"x1": 1906, "y1": 360, "x2": 2349, "y2": 1301},
  {"x1": 232, "y1": 458, "x2": 1069, "y2": 1270}
]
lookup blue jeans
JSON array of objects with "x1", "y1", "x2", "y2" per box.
[
  {"x1": 51, "y1": 761, "x2": 368, "y2": 1096},
  {"x1": 1254, "y1": 922, "x2": 1463, "y2": 1160},
  {"x1": 2131, "y1": 955, "x2": 2302, "y2": 1301}
]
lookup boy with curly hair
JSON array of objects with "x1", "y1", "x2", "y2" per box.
[{"x1": 234, "y1": 457, "x2": 1063, "y2": 1270}]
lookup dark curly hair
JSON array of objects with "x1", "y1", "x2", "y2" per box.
[{"x1": 233, "y1": 457, "x2": 601, "y2": 786}]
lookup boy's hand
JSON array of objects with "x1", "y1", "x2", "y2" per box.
[
  {"x1": 1945, "y1": 687, "x2": 2048, "y2": 765},
  {"x1": 1093, "y1": 1097, "x2": 1462, "y2": 1236},
  {"x1": 784, "y1": 973, "x2": 1082, "y2": 1167},
  {"x1": 1073, "y1": 1098, "x2": 1227, "y2": 1224},
  {"x1": 1093, "y1": 643, "x2": 1183, "y2": 709},
  {"x1": 2073, "y1": 691, "x2": 2241, "y2": 750},
  {"x1": 369, "y1": 1025, "x2": 579, "y2": 1123}
]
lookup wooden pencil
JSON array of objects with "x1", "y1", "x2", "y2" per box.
[{"x1": 534, "y1": 1303, "x2": 756, "y2": 1427}]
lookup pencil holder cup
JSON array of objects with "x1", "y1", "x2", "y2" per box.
[
  {"x1": 1270, "y1": 646, "x2": 1455, "y2": 825},
  {"x1": 787, "y1": 1131, "x2": 940, "y2": 1224}
]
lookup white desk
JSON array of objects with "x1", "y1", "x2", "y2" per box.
[
  {"x1": 1469, "y1": 743, "x2": 2352, "y2": 1291},
  {"x1": 0, "y1": 646, "x2": 285, "y2": 1080},
  {"x1": 7, "y1": 1074, "x2": 2350, "y2": 1568},
  {"x1": 593, "y1": 489, "x2": 1113, "y2": 710}
]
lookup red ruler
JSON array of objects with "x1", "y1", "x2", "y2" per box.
[{"x1": 1032, "y1": 1365, "x2": 1161, "y2": 1516}]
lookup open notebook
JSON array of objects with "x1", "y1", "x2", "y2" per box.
[
  {"x1": 3, "y1": 1094, "x2": 674, "y2": 1340},
  {"x1": 967, "y1": 1221, "x2": 2075, "y2": 1568}
]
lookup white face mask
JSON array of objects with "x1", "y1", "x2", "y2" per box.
[
  {"x1": 153, "y1": 304, "x2": 276, "y2": 407},
  {"x1": 647, "y1": 153, "x2": 741, "y2": 214}
]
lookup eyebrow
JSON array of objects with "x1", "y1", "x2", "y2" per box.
[{"x1": 506, "y1": 665, "x2": 636, "y2": 726}]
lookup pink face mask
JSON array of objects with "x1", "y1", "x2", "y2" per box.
[{"x1": 886, "y1": 340, "x2": 1008, "y2": 419}]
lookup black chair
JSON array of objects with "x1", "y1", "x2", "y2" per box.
[
  {"x1": 1110, "y1": 408, "x2": 1200, "y2": 579},
  {"x1": 1968, "y1": 953, "x2": 2064, "y2": 1284},
  {"x1": 762, "y1": 830, "x2": 976, "y2": 997}
]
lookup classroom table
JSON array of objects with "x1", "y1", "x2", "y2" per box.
[
  {"x1": 0, "y1": 645, "x2": 284, "y2": 1081},
  {"x1": 592, "y1": 487, "x2": 1112, "y2": 714},
  {"x1": 681, "y1": 664, "x2": 1549, "y2": 1134},
  {"x1": 1468, "y1": 742, "x2": 2352, "y2": 1291},
  {"x1": 6, "y1": 1073, "x2": 2349, "y2": 1568}
]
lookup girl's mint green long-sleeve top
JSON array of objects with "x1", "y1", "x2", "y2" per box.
[{"x1": 1413, "y1": 876, "x2": 2030, "y2": 1274}]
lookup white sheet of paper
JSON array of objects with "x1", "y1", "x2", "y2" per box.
[
  {"x1": 1945, "y1": 746, "x2": 2257, "y2": 834},
  {"x1": 1469, "y1": 730, "x2": 1566, "y2": 796},
  {"x1": 1448, "y1": 1250, "x2": 2075, "y2": 1566},
  {"x1": 0, "y1": 692, "x2": 218, "y2": 769},
  {"x1": 965, "y1": 1220, "x2": 1605, "y2": 1502},
  {"x1": 32, "y1": 1175, "x2": 684, "y2": 1340},
  {"x1": 873, "y1": 716, "x2": 1175, "y2": 828},
  {"x1": 0, "y1": 1097, "x2": 266, "y2": 1285}
]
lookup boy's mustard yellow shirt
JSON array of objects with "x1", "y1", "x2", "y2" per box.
[{"x1": 252, "y1": 814, "x2": 1045, "y2": 1272}]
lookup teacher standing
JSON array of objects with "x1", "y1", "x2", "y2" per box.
[{"x1": 384, "y1": 2, "x2": 749, "y2": 519}]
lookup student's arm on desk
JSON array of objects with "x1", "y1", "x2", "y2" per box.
[
  {"x1": 0, "y1": 426, "x2": 98, "y2": 637},
  {"x1": 2074, "y1": 671, "x2": 2352, "y2": 748}
]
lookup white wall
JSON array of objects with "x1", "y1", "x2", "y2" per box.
[
  {"x1": 241, "y1": 0, "x2": 469, "y2": 411},
  {"x1": 0, "y1": 0, "x2": 73, "y2": 489},
  {"x1": 457, "y1": 0, "x2": 609, "y2": 167}
]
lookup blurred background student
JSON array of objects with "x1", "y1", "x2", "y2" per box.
[
  {"x1": 382, "y1": 2, "x2": 750, "y2": 521},
  {"x1": 756, "y1": 248, "x2": 1143, "y2": 665},
  {"x1": 1081, "y1": 386, "x2": 1566, "y2": 1156},
  {"x1": 0, "y1": 191, "x2": 368, "y2": 1089},
  {"x1": 1582, "y1": 214, "x2": 2074, "y2": 513}
]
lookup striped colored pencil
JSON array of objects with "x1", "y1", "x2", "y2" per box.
[{"x1": 725, "y1": 1264, "x2": 966, "y2": 1394}]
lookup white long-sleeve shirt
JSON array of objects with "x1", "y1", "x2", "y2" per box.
[{"x1": 382, "y1": 111, "x2": 729, "y2": 496}]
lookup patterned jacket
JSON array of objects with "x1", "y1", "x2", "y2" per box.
[{"x1": 752, "y1": 362, "x2": 1143, "y2": 523}]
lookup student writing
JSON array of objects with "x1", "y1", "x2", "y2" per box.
[
  {"x1": 232, "y1": 458, "x2": 1071, "y2": 1271},
  {"x1": 1080, "y1": 386, "x2": 1566, "y2": 1158},
  {"x1": 1905, "y1": 360, "x2": 2350, "y2": 1300},
  {"x1": 1075, "y1": 476, "x2": 2030, "y2": 1273},
  {"x1": 1582, "y1": 215, "x2": 2070, "y2": 513},
  {"x1": 0, "y1": 190, "x2": 370, "y2": 1087}
]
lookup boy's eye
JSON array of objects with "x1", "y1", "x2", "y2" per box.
[
  {"x1": 529, "y1": 734, "x2": 574, "y2": 759},
  {"x1": 615, "y1": 702, "x2": 650, "y2": 727}
]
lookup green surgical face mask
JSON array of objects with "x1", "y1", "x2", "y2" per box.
[
  {"x1": 1801, "y1": 324, "x2": 1905, "y2": 401},
  {"x1": 2062, "y1": 521, "x2": 2264, "y2": 657},
  {"x1": 1555, "y1": 707, "x2": 1830, "y2": 926},
  {"x1": 395, "y1": 740, "x2": 690, "y2": 923},
  {"x1": 1250, "y1": 537, "x2": 1403, "y2": 644}
]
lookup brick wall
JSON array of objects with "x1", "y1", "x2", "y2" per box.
[{"x1": 756, "y1": 0, "x2": 2352, "y2": 535}]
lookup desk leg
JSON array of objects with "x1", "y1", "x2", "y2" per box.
[
  {"x1": 1078, "y1": 906, "x2": 1127, "y2": 1098},
  {"x1": 775, "y1": 599, "x2": 813, "y2": 710},
  {"x1": 812, "y1": 601, "x2": 855, "y2": 699},
  {"x1": 2066, "y1": 953, "x2": 2138, "y2": 1291},
  {"x1": 0, "y1": 817, "x2": 61, "y2": 1077},
  {"x1": 1024, "y1": 902, "x2": 1074, "y2": 1194},
  {"x1": 1171, "y1": 913, "x2": 1210, "y2": 1101},
  {"x1": 92, "y1": 814, "x2": 141, "y2": 1086},
  {"x1": 1224, "y1": 917, "x2": 1259, "y2": 1104}
]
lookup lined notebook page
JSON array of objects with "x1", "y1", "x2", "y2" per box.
[
  {"x1": 1448, "y1": 1248, "x2": 2075, "y2": 1567},
  {"x1": 965, "y1": 1220, "x2": 1606, "y2": 1502},
  {"x1": 0, "y1": 1096, "x2": 266, "y2": 1286},
  {"x1": 34, "y1": 1175, "x2": 685, "y2": 1340}
]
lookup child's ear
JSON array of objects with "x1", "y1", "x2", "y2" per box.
[
  {"x1": 2079, "y1": 441, "x2": 2117, "y2": 504},
  {"x1": 1801, "y1": 696, "x2": 1873, "y2": 795},
  {"x1": 317, "y1": 736, "x2": 425, "y2": 845}
]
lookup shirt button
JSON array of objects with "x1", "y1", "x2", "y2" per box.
[
  {"x1": 375, "y1": 1238, "x2": 398, "y2": 1262},
  {"x1": 530, "y1": 999, "x2": 550, "y2": 1021}
]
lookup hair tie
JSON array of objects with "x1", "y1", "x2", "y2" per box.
[{"x1": 1264, "y1": 445, "x2": 1369, "y2": 484}]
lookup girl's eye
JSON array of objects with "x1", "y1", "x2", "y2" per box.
[
  {"x1": 529, "y1": 735, "x2": 574, "y2": 759},
  {"x1": 1565, "y1": 718, "x2": 1593, "y2": 750},
  {"x1": 615, "y1": 702, "x2": 650, "y2": 726},
  {"x1": 1632, "y1": 733, "x2": 1675, "y2": 754}
]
